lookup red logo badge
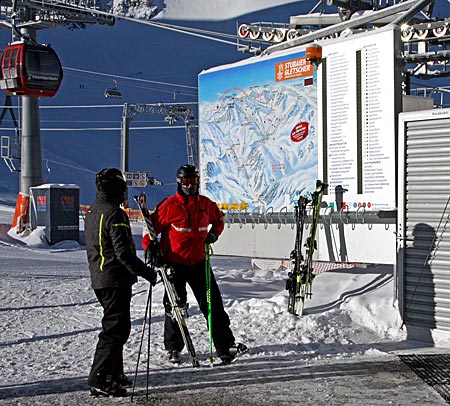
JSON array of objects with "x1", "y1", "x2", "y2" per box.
[{"x1": 291, "y1": 122, "x2": 309, "y2": 142}]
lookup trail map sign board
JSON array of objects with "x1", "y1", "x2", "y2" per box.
[
  {"x1": 198, "y1": 26, "x2": 399, "y2": 213},
  {"x1": 198, "y1": 48, "x2": 318, "y2": 213}
]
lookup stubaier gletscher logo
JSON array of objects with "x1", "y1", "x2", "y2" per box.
[
  {"x1": 291, "y1": 122, "x2": 309, "y2": 142},
  {"x1": 276, "y1": 57, "x2": 313, "y2": 82}
]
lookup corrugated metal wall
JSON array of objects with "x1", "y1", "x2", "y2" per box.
[{"x1": 401, "y1": 115, "x2": 450, "y2": 337}]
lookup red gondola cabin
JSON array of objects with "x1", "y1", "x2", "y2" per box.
[{"x1": 0, "y1": 42, "x2": 63, "y2": 98}]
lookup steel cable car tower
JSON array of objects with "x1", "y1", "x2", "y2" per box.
[
  {"x1": 120, "y1": 103, "x2": 198, "y2": 173},
  {"x1": 0, "y1": 0, "x2": 115, "y2": 230}
]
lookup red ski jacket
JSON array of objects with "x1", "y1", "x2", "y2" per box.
[{"x1": 142, "y1": 192, "x2": 224, "y2": 265}]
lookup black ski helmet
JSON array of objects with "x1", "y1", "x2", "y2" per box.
[
  {"x1": 95, "y1": 168, "x2": 127, "y2": 203},
  {"x1": 176, "y1": 164, "x2": 199, "y2": 196},
  {"x1": 176, "y1": 164, "x2": 199, "y2": 183}
]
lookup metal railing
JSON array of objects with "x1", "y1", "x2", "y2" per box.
[{"x1": 409, "y1": 86, "x2": 450, "y2": 108}]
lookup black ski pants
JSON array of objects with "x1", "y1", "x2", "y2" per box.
[
  {"x1": 163, "y1": 260, "x2": 235, "y2": 357},
  {"x1": 88, "y1": 285, "x2": 132, "y2": 387}
]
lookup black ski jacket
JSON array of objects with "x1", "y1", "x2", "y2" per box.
[{"x1": 85, "y1": 191, "x2": 149, "y2": 289}]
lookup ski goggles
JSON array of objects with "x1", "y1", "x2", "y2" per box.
[{"x1": 180, "y1": 177, "x2": 199, "y2": 186}]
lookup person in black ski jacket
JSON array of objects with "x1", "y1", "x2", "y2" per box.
[{"x1": 85, "y1": 168, "x2": 157, "y2": 398}]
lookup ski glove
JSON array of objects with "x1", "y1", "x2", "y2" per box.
[
  {"x1": 145, "y1": 240, "x2": 163, "y2": 267},
  {"x1": 143, "y1": 267, "x2": 158, "y2": 286},
  {"x1": 205, "y1": 232, "x2": 218, "y2": 244}
]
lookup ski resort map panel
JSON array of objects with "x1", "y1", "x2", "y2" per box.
[{"x1": 198, "y1": 49, "x2": 318, "y2": 213}]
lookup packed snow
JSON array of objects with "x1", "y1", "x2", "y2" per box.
[
  {"x1": 152, "y1": 0, "x2": 303, "y2": 20},
  {"x1": 1, "y1": 203, "x2": 447, "y2": 405}
]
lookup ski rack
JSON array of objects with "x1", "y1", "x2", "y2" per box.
[
  {"x1": 223, "y1": 208, "x2": 397, "y2": 227},
  {"x1": 285, "y1": 180, "x2": 326, "y2": 316}
]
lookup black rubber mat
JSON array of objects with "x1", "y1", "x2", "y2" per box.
[{"x1": 400, "y1": 354, "x2": 450, "y2": 404}]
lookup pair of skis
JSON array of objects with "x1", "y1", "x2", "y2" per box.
[
  {"x1": 133, "y1": 193, "x2": 200, "y2": 368},
  {"x1": 286, "y1": 180, "x2": 327, "y2": 316}
]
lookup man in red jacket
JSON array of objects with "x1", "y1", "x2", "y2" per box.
[{"x1": 142, "y1": 164, "x2": 247, "y2": 364}]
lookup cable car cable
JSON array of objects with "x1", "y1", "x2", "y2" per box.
[
  {"x1": 39, "y1": 103, "x2": 197, "y2": 110},
  {"x1": 23, "y1": 0, "x2": 245, "y2": 48},
  {"x1": 39, "y1": 157, "x2": 97, "y2": 174},
  {"x1": 121, "y1": 17, "x2": 242, "y2": 47},
  {"x1": 40, "y1": 104, "x2": 123, "y2": 109},
  {"x1": 63, "y1": 67, "x2": 197, "y2": 97},
  {"x1": 39, "y1": 125, "x2": 188, "y2": 131},
  {"x1": 63, "y1": 67, "x2": 197, "y2": 90}
]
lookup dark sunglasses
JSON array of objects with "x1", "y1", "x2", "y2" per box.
[{"x1": 180, "y1": 177, "x2": 199, "y2": 185}]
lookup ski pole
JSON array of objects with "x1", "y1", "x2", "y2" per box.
[
  {"x1": 144, "y1": 248, "x2": 154, "y2": 400},
  {"x1": 131, "y1": 283, "x2": 152, "y2": 402},
  {"x1": 145, "y1": 285, "x2": 152, "y2": 401},
  {"x1": 205, "y1": 243, "x2": 214, "y2": 365}
]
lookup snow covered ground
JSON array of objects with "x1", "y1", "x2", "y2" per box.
[
  {"x1": 0, "y1": 204, "x2": 447, "y2": 405},
  {"x1": 152, "y1": 0, "x2": 302, "y2": 20}
]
